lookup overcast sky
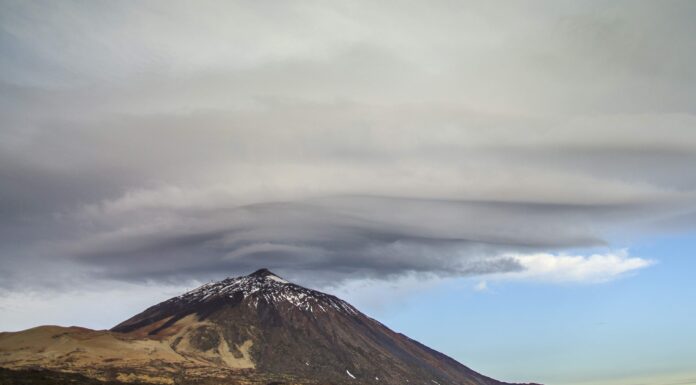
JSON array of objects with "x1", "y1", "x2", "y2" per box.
[{"x1": 1, "y1": 1, "x2": 695, "y2": 384}]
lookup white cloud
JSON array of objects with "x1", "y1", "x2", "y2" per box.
[{"x1": 498, "y1": 250, "x2": 654, "y2": 283}]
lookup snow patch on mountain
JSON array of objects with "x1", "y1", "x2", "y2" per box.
[
  {"x1": 266, "y1": 275, "x2": 288, "y2": 284},
  {"x1": 170, "y1": 269, "x2": 358, "y2": 315}
]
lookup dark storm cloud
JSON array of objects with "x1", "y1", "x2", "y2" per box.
[
  {"x1": 1, "y1": 0, "x2": 696, "y2": 290},
  {"x1": 4, "y1": 194, "x2": 675, "y2": 288}
]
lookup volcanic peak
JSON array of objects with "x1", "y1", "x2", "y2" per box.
[
  {"x1": 168, "y1": 268, "x2": 357, "y2": 315},
  {"x1": 248, "y1": 268, "x2": 280, "y2": 278}
]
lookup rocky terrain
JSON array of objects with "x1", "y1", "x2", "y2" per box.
[{"x1": 0, "y1": 269, "x2": 533, "y2": 385}]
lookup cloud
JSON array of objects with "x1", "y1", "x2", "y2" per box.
[
  {"x1": 0, "y1": 1, "x2": 695, "y2": 294},
  {"x1": 496, "y1": 250, "x2": 654, "y2": 284}
]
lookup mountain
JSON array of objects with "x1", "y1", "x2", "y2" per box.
[{"x1": 0, "y1": 269, "x2": 533, "y2": 385}]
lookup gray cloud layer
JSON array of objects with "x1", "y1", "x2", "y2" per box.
[{"x1": 1, "y1": 0, "x2": 696, "y2": 289}]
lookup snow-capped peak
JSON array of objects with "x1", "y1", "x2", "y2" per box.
[{"x1": 169, "y1": 268, "x2": 358, "y2": 315}]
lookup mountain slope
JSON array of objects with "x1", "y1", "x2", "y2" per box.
[
  {"x1": 0, "y1": 269, "x2": 533, "y2": 385},
  {"x1": 111, "y1": 269, "x2": 508, "y2": 385}
]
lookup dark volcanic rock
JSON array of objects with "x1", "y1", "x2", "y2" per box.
[{"x1": 112, "y1": 269, "x2": 515, "y2": 385}]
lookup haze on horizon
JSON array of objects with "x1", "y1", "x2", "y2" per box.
[{"x1": 1, "y1": 1, "x2": 695, "y2": 384}]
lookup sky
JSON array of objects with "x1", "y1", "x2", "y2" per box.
[{"x1": 1, "y1": 1, "x2": 695, "y2": 384}]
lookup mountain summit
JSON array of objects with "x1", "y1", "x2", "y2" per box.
[
  {"x1": 111, "y1": 269, "x2": 509, "y2": 385},
  {"x1": 0, "y1": 269, "x2": 531, "y2": 385},
  {"x1": 112, "y1": 268, "x2": 360, "y2": 337},
  {"x1": 247, "y1": 268, "x2": 282, "y2": 278}
]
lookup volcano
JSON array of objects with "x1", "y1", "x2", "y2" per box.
[{"x1": 0, "y1": 269, "x2": 533, "y2": 385}]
